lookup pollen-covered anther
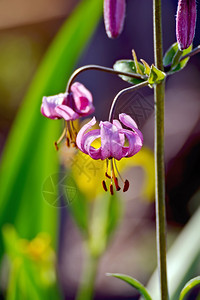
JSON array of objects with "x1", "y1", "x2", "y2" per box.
[
  {"x1": 105, "y1": 172, "x2": 111, "y2": 179},
  {"x1": 54, "y1": 142, "x2": 59, "y2": 151},
  {"x1": 110, "y1": 184, "x2": 114, "y2": 195},
  {"x1": 123, "y1": 179, "x2": 130, "y2": 192},
  {"x1": 102, "y1": 180, "x2": 108, "y2": 192},
  {"x1": 65, "y1": 137, "x2": 70, "y2": 147}
]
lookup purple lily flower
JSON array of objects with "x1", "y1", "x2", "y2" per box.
[
  {"x1": 76, "y1": 113, "x2": 143, "y2": 193},
  {"x1": 41, "y1": 82, "x2": 94, "y2": 120},
  {"x1": 176, "y1": 0, "x2": 197, "y2": 50},
  {"x1": 41, "y1": 82, "x2": 94, "y2": 149},
  {"x1": 104, "y1": 0, "x2": 126, "y2": 39}
]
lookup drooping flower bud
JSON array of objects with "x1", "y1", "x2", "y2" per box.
[
  {"x1": 176, "y1": 0, "x2": 197, "y2": 50},
  {"x1": 104, "y1": 0, "x2": 126, "y2": 39}
]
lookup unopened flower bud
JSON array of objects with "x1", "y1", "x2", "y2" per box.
[
  {"x1": 104, "y1": 0, "x2": 126, "y2": 39},
  {"x1": 176, "y1": 0, "x2": 197, "y2": 50}
]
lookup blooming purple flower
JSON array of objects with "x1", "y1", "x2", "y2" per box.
[
  {"x1": 176, "y1": 0, "x2": 197, "y2": 50},
  {"x1": 104, "y1": 0, "x2": 126, "y2": 39},
  {"x1": 76, "y1": 113, "x2": 143, "y2": 193},
  {"x1": 41, "y1": 82, "x2": 94, "y2": 121},
  {"x1": 41, "y1": 82, "x2": 94, "y2": 149}
]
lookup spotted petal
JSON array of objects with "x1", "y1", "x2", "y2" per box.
[{"x1": 76, "y1": 117, "x2": 97, "y2": 152}]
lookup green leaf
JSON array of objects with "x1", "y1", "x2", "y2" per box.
[
  {"x1": 179, "y1": 277, "x2": 200, "y2": 300},
  {"x1": 148, "y1": 64, "x2": 166, "y2": 86},
  {"x1": 106, "y1": 273, "x2": 153, "y2": 300},
  {"x1": 113, "y1": 60, "x2": 145, "y2": 85},
  {"x1": 163, "y1": 42, "x2": 192, "y2": 74},
  {"x1": 88, "y1": 192, "x2": 121, "y2": 257},
  {"x1": 0, "y1": 0, "x2": 102, "y2": 255}
]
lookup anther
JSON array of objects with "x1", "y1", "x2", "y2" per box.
[
  {"x1": 102, "y1": 180, "x2": 108, "y2": 192},
  {"x1": 54, "y1": 142, "x2": 59, "y2": 151},
  {"x1": 105, "y1": 172, "x2": 111, "y2": 179},
  {"x1": 123, "y1": 179, "x2": 129, "y2": 192},
  {"x1": 71, "y1": 141, "x2": 76, "y2": 148},
  {"x1": 110, "y1": 184, "x2": 114, "y2": 195},
  {"x1": 66, "y1": 137, "x2": 70, "y2": 147}
]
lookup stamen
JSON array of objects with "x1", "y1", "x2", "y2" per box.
[
  {"x1": 102, "y1": 180, "x2": 108, "y2": 192},
  {"x1": 105, "y1": 159, "x2": 111, "y2": 178},
  {"x1": 114, "y1": 159, "x2": 125, "y2": 183},
  {"x1": 123, "y1": 179, "x2": 130, "y2": 192},
  {"x1": 66, "y1": 121, "x2": 77, "y2": 147},
  {"x1": 70, "y1": 121, "x2": 77, "y2": 136},
  {"x1": 54, "y1": 127, "x2": 67, "y2": 150},
  {"x1": 67, "y1": 122, "x2": 73, "y2": 140},
  {"x1": 111, "y1": 159, "x2": 121, "y2": 191},
  {"x1": 114, "y1": 177, "x2": 121, "y2": 191},
  {"x1": 110, "y1": 184, "x2": 114, "y2": 195}
]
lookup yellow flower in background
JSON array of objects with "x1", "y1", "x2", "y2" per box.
[
  {"x1": 2, "y1": 225, "x2": 56, "y2": 288},
  {"x1": 64, "y1": 142, "x2": 154, "y2": 201},
  {"x1": 118, "y1": 146, "x2": 155, "y2": 201}
]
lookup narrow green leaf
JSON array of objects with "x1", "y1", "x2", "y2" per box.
[
  {"x1": 132, "y1": 49, "x2": 143, "y2": 75},
  {"x1": 0, "y1": 0, "x2": 102, "y2": 255},
  {"x1": 163, "y1": 42, "x2": 192, "y2": 74},
  {"x1": 140, "y1": 59, "x2": 151, "y2": 76},
  {"x1": 113, "y1": 60, "x2": 145, "y2": 84},
  {"x1": 179, "y1": 277, "x2": 200, "y2": 300},
  {"x1": 106, "y1": 273, "x2": 152, "y2": 300}
]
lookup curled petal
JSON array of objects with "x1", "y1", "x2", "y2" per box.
[
  {"x1": 55, "y1": 105, "x2": 79, "y2": 121},
  {"x1": 100, "y1": 121, "x2": 122, "y2": 160},
  {"x1": 81, "y1": 129, "x2": 101, "y2": 160},
  {"x1": 76, "y1": 117, "x2": 97, "y2": 152},
  {"x1": 71, "y1": 82, "x2": 95, "y2": 116},
  {"x1": 119, "y1": 113, "x2": 143, "y2": 143},
  {"x1": 119, "y1": 129, "x2": 143, "y2": 157},
  {"x1": 104, "y1": 0, "x2": 126, "y2": 39},
  {"x1": 41, "y1": 93, "x2": 67, "y2": 119},
  {"x1": 113, "y1": 119, "x2": 125, "y2": 145}
]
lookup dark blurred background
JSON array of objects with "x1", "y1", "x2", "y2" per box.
[{"x1": 0, "y1": 0, "x2": 200, "y2": 299}]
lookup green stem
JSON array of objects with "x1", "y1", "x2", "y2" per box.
[
  {"x1": 153, "y1": 1, "x2": 169, "y2": 300},
  {"x1": 108, "y1": 81, "x2": 149, "y2": 122},
  {"x1": 75, "y1": 251, "x2": 99, "y2": 300},
  {"x1": 66, "y1": 65, "x2": 146, "y2": 92}
]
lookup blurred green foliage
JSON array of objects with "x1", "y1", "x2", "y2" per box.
[{"x1": 0, "y1": 0, "x2": 103, "y2": 297}]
